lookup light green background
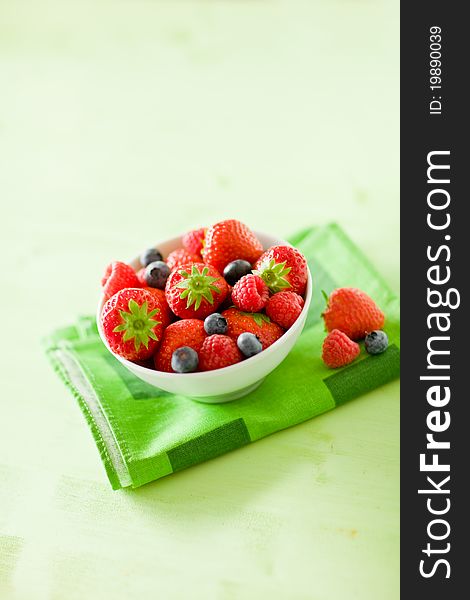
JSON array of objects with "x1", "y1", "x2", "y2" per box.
[{"x1": 0, "y1": 1, "x2": 399, "y2": 599}]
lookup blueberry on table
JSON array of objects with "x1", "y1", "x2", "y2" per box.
[
  {"x1": 140, "y1": 247, "x2": 163, "y2": 267},
  {"x1": 171, "y1": 346, "x2": 199, "y2": 373},
  {"x1": 204, "y1": 313, "x2": 228, "y2": 335},
  {"x1": 237, "y1": 332, "x2": 263, "y2": 357},
  {"x1": 144, "y1": 261, "x2": 170, "y2": 289},
  {"x1": 364, "y1": 330, "x2": 389, "y2": 355},
  {"x1": 223, "y1": 259, "x2": 253, "y2": 286}
]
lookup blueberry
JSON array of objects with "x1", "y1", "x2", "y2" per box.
[
  {"x1": 144, "y1": 261, "x2": 170, "y2": 289},
  {"x1": 237, "y1": 332, "x2": 262, "y2": 358},
  {"x1": 365, "y1": 330, "x2": 389, "y2": 355},
  {"x1": 171, "y1": 346, "x2": 199, "y2": 373},
  {"x1": 140, "y1": 247, "x2": 163, "y2": 267},
  {"x1": 223, "y1": 259, "x2": 253, "y2": 286},
  {"x1": 204, "y1": 313, "x2": 228, "y2": 335}
]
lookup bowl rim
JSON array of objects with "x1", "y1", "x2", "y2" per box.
[{"x1": 97, "y1": 230, "x2": 312, "y2": 379}]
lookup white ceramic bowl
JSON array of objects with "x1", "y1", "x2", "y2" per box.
[{"x1": 97, "y1": 231, "x2": 312, "y2": 403}]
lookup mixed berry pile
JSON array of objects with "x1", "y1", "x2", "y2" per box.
[
  {"x1": 100, "y1": 219, "x2": 308, "y2": 373},
  {"x1": 320, "y1": 288, "x2": 389, "y2": 368}
]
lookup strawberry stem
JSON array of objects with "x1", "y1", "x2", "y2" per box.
[
  {"x1": 253, "y1": 259, "x2": 292, "y2": 293},
  {"x1": 113, "y1": 299, "x2": 161, "y2": 351},
  {"x1": 175, "y1": 264, "x2": 222, "y2": 310}
]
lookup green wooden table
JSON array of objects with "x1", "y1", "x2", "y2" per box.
[{"x1": 0, "y1": 1, "x2": 399, "y2": 598}]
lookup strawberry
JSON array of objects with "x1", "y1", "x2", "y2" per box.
[
  {"x1": 322, "y1": 329, "x2": 360, "y2": 368},
  {"x1": 232, "y1": 274, "x2": 269, "y2": 312},
  {"x1": 254, "y1": 245, "x2": 308, "y2": 296},
  {"x1": 199, "y1": 335, "x2": 243, "y2": 371},
  {"x1": 101, "y1": 288, "x2": 164, "y2": 361},
  {"x1": 322, "y1": 287, "x2": 385, "y2": 340},
  {"x1": 101, "y1": 261, "x2": 141, "y2": 300},
  {"x1": 142, "y1": 287, "x2": 172, "y2": 329},
  {"x1": 203, "y1": 219, "x2": 263, "y2": 273},
  {"x1": 166, "y1": 248, "x2": 200, "y2": 271},
  {"x1": 165, "y1": 262, "x2": 228, "y2": 320},
  {"x1": 154, "y1": 319, "x2": 206, "y2": 372},
  {"x1": 266, "y1": 291, "x2": 304, "y2": 329},
  {"x1": 182, "y1": 227, "x2": 207, "y2": 258},
  {"x1": 221, "y1": 308, "x2": 284, "y2": 349}
]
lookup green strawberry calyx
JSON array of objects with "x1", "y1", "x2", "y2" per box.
[
  {"x1": 175, "y1": 264, "x2": 222, "y2": 310},
  {"x1": 113, "y1": 299, "x2": 161, "y2": 351},
  {"x1": 238, "y1": 311, "x2": 271, "y2": 327},
  {"x1": 253, "y1": 259, "x2": 292, "y2": 293}
]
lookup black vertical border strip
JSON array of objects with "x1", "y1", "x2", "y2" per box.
[{"x1": 401, "y1": 3, "x2": 467, "y2": 596}]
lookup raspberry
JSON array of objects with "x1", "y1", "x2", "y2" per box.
[
  {"x1": 322, "y1": 287, "x2": 385, "y2": 340},
  {"x1": 199, "y1": 334, "x2": 243, "y2": 371},
  {"x1": 232, "y1": 274, "x2": 269, "y2": 312},
  {"x1": 101, "y1": 261, "x2": 141, "y2": 300},
  {"x1": 265, "y1": 291, "x2": 304, "y2": 329},
  {"x1": 322, "y1": 329, "x2": 360, "y2": 369}
]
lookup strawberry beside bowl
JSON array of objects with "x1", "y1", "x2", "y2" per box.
[{"x1": 97, "y1": 231, "x2": 312, "y2": 403}]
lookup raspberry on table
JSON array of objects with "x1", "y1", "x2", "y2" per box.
[{"x1": 322, "y1": 329, "x2": 360, "y2": 369}]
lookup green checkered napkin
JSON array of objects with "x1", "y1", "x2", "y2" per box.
[{"x1": 45, "y1": 224, "x2": 400, "y2": 490}]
